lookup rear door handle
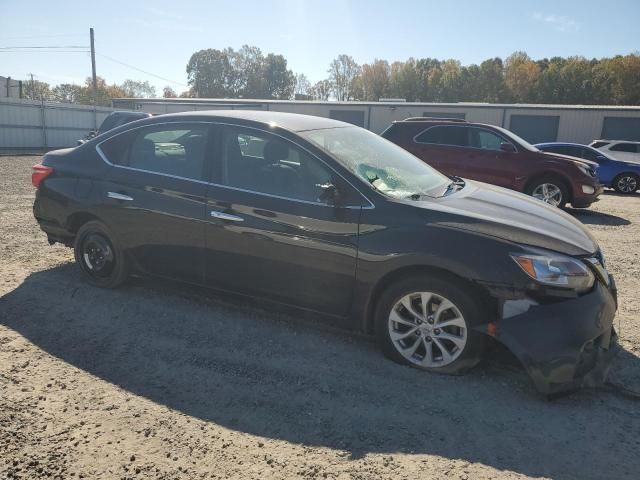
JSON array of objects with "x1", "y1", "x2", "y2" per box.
[
  {"x1": 107, "y1": 192, "x2": 134, "y2": 201},
  {"x1": 210, "y1": 211, "x2": 244, "y2": 222}
]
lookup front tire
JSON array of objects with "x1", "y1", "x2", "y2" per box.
[
  {"x1": 526, "y1": 175, "x2": 569, "y2": 208},
  {"x1": 612, "y1": 173, "x2": 638, "y2": 194},
  {"x1": 374, "y1": 275, "x2": 485, "y2": 375},
  {"x1": 74, "y1": 220, "x2": 128, "y2": 288}
]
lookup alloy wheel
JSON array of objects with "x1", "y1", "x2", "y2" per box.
[
  {"x1": 531, "y1": 183, "x2": 563, "y2": 206},
  {"x1": 388, "y1": 292, "x2": 467, "y2": 368},
  {"x1": 616, "y1": 175, "x2": 637, "y2": 193}
]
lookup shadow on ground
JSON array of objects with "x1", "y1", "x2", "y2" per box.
[
  {"x1": 1, "y1": 264, "x2": 639, "y2": 479},
  {"x1": 568, "y1": 207, "x2": 631, "y2": 226}
]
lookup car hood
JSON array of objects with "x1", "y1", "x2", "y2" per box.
[
  {"x1": 414, "y1": 180, "x2": 598, "y2": 256},
  {"x1": 539, "y1": 151, "x2": 599, "y2": 168}
]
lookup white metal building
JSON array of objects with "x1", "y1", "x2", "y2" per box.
[{"x1": 112, "y1": 98, "x2": 640, "y2": 145}]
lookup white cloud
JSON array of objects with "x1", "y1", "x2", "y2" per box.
[{"x1": 532, "y1": 12, "x2": 580, "y2": 33}]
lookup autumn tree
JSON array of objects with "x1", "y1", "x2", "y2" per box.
[
  {"x1": 23, "y1": 79, "x2": 51, "y2": 101},
  {"x1": 359, "y1": 59, "x2": 390, "y2": 101},
  {"x1": 328, "y1": 54, "x2": 361, "y2": 101},
  {"x1": 294, "y1": 73, "x2": 311, "y2": 97},
  {"x1": 186, "y1": 45, "x2": 295, "y2": 99},
  {"x1": 504, "y1": 51, "x2": 540, "y2": 102},
  {"x1": 163, "y1": 86, "x2": 178, "y2": 98},
  {"x1": 51, "y1": 83, "x2": 82, "y2": 103},
  {"x1": 120, "y1": 79, "x2": 156, "y2": 98},
  {"x1": 309, "y1": 80, "x2": 332, "y2": 100}
]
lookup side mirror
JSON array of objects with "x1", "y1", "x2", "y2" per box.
[
  {"x1": 596, "y1": 155, "x2": 608, "y2": 163},
  {"x1": 500, "y1": 142, "x2": 517, "y2": 153},
  {"x1": 316, "y1": 182, "x2": 341, "y2": 206}
]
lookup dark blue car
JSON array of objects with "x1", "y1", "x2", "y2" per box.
[{"x1": 536, "y1": 142, "x2": 640, "y2": 194}]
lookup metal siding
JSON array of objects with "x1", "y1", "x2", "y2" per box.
[{"x1": 0, "y1": 98, "x2": 124, "y2": 150}]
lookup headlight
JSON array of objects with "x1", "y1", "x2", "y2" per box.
[
  {"x1": 574, "y1": 161, "x2": 595, "y2": 177},
  {"x1": 511, "y1": 253, "x2": 595, "y2": 292}
]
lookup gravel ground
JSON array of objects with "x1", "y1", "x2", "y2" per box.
[{"x1": 1, "y1": 155, "x2": 640, "y2": 480}]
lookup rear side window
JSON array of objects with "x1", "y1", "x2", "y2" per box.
[
  {"x1": 415, "y1": 126, "x2": 468, "y2": 147},
  {"x1": 581, "y1": 148, "x2": 602, "y2": 162},
  {"x1": 99, "y1": 124, "x2": 210, "y2": 181},
  {"x1": 545, "y1": 145, "x2": 583, "y2": 157},
  {"x1": 610, "y1": 143, "x2": 639, "y2": 153}
]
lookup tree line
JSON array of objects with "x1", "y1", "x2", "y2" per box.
[
  {"x1": 186, "y1": 48, "x2": 640, "y2": 105},
  {"x1": 20, "y1": 48, "x2": 640, "y2": 105}
]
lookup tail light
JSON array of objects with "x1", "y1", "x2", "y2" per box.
[{"x1": 32, "y1": 164, "x2": 54, "y2": 188}]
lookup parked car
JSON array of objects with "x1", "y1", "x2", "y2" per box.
[
  {"x1": 77, "y1": 111, "x2": 152, "y2": 145},
  {"x1": 32, "y1": 111, "x2": 617, "y2": 395},
  {"x1": 536, "y1": 142, "x2": 640, "y2": 194},
  {"x1": 590, "y1": 139, "x2": 640, "y2": 164},
  {"x1": 381, "y1": 118, "x2": 602, "y2": 208}
]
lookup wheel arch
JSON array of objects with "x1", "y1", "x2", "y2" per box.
[
  {"x1": 524, "y1": 172, "x2": 574, "y2": 203},
  {"x1": 361, "y1": 264, "x2": 497, "y2": 335},
  {"x1": 66, "y1": 212, "x2": 104, "y2": 235}
]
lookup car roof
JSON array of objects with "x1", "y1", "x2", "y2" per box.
[
  {"x1": 148, "y1": 110, "x2": 353, "y2": 132},
  {"x1": 535, "y1": 142, "x2": 591, "y2": 148},
  {"x1": 593, "y1": 139, "x2": 640, "y2": 144}
]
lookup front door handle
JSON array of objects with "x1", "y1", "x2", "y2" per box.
[
  {"x1": 210, "y1": 211, "x2": 244, "y2": 222},
  {"x1": 107, "y1": 191, "x2": 134, "y2": 201}
]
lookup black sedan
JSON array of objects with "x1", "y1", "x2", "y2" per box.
[{"x1": 32, "y1": 111, "x2": 618, "y2": 395}]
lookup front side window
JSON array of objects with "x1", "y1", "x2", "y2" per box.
[
  {"x1": 221, "y1": 127, "x2": 333, "y2": 203},
  {"x1": 415, "y1": 126, "x2": 468, "y2": 147},
  {"x1": 301, "y1": 126, "x2": 452, "y2": 200},
  {"x1": 469, "y1": 128, "x2": 506, "y2": 151},
  {"x1": 610, "y1": 143, "x2": 639, "y2": 153},
  {"x1": 99, "y1": 124, "x2": 209, "y2": 181}
]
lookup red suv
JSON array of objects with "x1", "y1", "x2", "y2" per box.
[{"x1": 381, "y1": 118, "x2": 602, "y2": 208}]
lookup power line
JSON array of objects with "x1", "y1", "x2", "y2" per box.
[
  {"x1": 97, "y1": 52, "x2": 188, "y2": 87},
  {"x1": 0, "y1": 50, "x2": 90, "y2": 53},
  {"x1": 0, "y1": 33, "x2": 86, "y2": 41},
  {"x1": 0, "y1": 45, "x2": 88, "y2": 49}
]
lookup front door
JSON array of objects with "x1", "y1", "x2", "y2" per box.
[{"x1": 204, "y1": 126, "x2": 363, "y2": 316}]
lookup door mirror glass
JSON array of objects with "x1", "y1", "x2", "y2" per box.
[{"x1": 500, "y1": 142, "x2": 517, "y2": 153}]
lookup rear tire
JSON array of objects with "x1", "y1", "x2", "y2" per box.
[
  {"x1": 525, "y1": 175, "x2": 569, "y2": 208},
  {"x1": 74, "y1": 220, "x2": 128, "y2": 288},
  {"x1": 612, "y1": 173, "x2": 638, "y2": 194},
  {"x1": 374, "y1": 275, "x2": 485, "y2": 375}
]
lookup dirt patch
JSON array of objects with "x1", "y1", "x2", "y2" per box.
[{"x1": 1, "y1": 155, "x2": 640, "y2": 479}]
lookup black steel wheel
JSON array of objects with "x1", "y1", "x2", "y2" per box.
[{"x1": 74, "y1": 221, "x2": 128, "y2": 288}]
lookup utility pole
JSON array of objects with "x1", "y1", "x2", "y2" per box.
[
  {"x1": 30, "y1": 73, "x2": 35, "y2": 99},
  {"x1": 90, "y1": 27, "x2": 98, "y2": 129}
]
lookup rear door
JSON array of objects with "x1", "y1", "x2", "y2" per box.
[
  {"x1": 204, "y1": 125, "x2": 363, "y2": 315},
  {"x1": 412, "y1": 125, "x2": 470, "y2": 175},
  {"x1": 97, "y1": 122, "x2": 211, "y2": 282}
]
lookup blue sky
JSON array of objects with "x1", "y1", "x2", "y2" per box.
[{"x1": 1, "y1": 0, "x2": 638, "y2": 94}]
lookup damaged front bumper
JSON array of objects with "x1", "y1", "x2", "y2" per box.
[{"x1": 483, "y1": 276, "x2": 618, "y2": 396}]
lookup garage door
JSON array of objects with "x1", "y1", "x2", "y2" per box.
[
  {"x1": 509, "y1": 115, "x2": 559, "y2": 144},
  {"x1": 329, "y1": 110, "x2": 365, "y2": 127},
  {"x1": 601, "y1": 117, "x2": 640, "y2": 141}
]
